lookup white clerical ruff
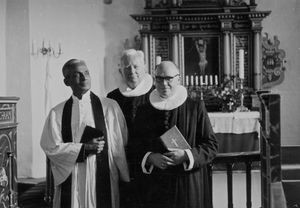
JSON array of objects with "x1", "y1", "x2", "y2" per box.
[
  {"x1": 149, "y1": 85, "x2": 188, "y2": 111},
  {"x1": 119, "y1": 73, "x2": 153, "y2": 97}
]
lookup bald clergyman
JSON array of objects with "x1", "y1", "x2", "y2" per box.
[{"x1": 132, "y1": 61, "x2": 218, "y2": 208}]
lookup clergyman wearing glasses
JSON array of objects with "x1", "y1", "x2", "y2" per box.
[{"x1": 131, "y1": 61, "x2": 218, "y2": 208}]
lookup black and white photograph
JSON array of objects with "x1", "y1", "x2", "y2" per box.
[{"x1": 0, "y1": 0, "x2": 299, "y2": 208}]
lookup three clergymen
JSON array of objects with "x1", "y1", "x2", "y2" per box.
[{"x1": 40, "y1": 49, "x2": 218, "y2": 208}]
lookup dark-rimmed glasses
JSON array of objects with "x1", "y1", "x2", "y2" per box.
[{"x1": 155, "y1": 74, "x2": 179, "y2": 83}]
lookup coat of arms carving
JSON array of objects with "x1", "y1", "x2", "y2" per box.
[{"x1": 262, "y1": 33, "x2": 286, "y2": 88}]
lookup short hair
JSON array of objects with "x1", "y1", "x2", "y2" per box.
[
  {"x1": 62, "y1": 59, "x2": 87, "y2": 77},
  {"x1": 120, "y1": 49, "x2": 145, "y2": 68}
]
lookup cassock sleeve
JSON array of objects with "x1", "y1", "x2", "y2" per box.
[
  {"x1": 40, "y1": 108, "x2": 82, "y2": 186},
  {"x1": 104, "y1": 99, "x2": 130, "y2": 182},
  {"x1": 190, "y1": 101, "x2": 218, "y2": 169}
]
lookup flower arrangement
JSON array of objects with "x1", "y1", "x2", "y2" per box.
[{"x1": 212, "y1": 78, "x2": 241, "y2": 112}]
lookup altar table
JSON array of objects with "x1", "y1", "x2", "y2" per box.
[{"x1": 208, "y1": 111, "x2": 260, "y2": 153}]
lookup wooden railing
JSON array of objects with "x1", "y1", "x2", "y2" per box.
[
  {"x1": 208, "y1": 93, "x2": 282, "y2": 208},
  {"x1": 209, "y1": 151, "x2": 261, "y2": 208}
]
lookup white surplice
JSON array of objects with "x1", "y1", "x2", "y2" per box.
[{"x1": 40, "y1": 91, "x2": 129, "y2": 208}]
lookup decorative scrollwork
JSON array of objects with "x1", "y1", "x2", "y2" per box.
[{"x1": 262, "y1": 33, "x2": 286, "y2": 88}]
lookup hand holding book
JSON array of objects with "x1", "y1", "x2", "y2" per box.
[
  {"x1": 164, "y1": 150, "x2": 188, "y2": 165},
  {"x1": 81, "y1": 126, "x2": 105, "y2": 155},
  {"x1": 144, "y1": 126, "x2": 191, "y2": 170},
  {"x1": 159, "y1": 125, "x2": 191, "y2": 151}
]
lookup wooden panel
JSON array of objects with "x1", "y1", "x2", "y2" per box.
[{"x1": 0, "y1": 97, "x2": 19, "y2": 208}]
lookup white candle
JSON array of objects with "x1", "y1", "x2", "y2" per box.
[
  {"x1": 190, "y1": 75, "x2": 194, "y2": 86},
  {"x1": 215, "y1": 75, "x2": 218, "y2": 86},
  {"x1": 239, "y1": 49, "x2": 245, "y2": 79},
  {"x1": 205, "y1": 75, "x2": 208, "y2": 85},
  {"x1": 195, "y1": 75, "x2": 199, "y2": 86},
  {"x1": 185, "y1": 75, "x2": 189, "y2": 86},
  {"x1": 209, "y1": 75, "x2": 213, "y2": 86},
  {"x1": 200, "y1": 75, "x2": 203, "y2": 86},
  {"x1": 156, "y1": 56, "x2": 162, "y2": 65}
]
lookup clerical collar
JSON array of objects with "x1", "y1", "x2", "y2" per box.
[
  {"x1": 72, "y1": 90, "x2": 91, "y2": 103},
  {"x1": 119, "y1": 73, "x2": 153, "y2": 97},
  {"x1": 149, "y1": 85, "x2": 187, "y2": 111}
]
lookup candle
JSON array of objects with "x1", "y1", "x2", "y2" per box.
[
  {"x1": 205, "y1": 75, "x2": 208, "y2": 85},
  {"x1": 185, "y1": 75, "x2": 189, "y2": 86},
  {"x1": 239, "y1": 49, "x2": 245, "y2": 79},
  {"x1": 200, "y1": 75, "x2": 203, "y2": 86},
  {"x1": 209, "y1": 75, "x2": 213, "y2": 86},
  {"x1": 156, "y1": 56, "x2": 162, "y2": 65},
  {"x1": 215, "y1": 75, "x2": 218, "y2": 86},
  {"x1": 190, "y1": 75, "x2": 194, "y2": 86},
  {"x1": 195, "y1": 75, "x2": 199, "y2": 86}
]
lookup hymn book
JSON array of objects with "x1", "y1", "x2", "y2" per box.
[
  {"x1": 160, "y1": 125, "x2": 191, "y2": 151},
  {"x1": 80, "y1": 125, "x2": 104, "y2": 143}
]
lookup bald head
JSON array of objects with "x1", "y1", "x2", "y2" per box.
[{"x1": 156, "y1": 61, "x2": 179, "y2": 77}]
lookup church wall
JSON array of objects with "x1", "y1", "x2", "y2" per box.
[
  {"x1": 3, "y1": 0, "x2": 300, "y2": 178},
  {"x1": 0, "y1": 0, "x2": 7, "y2": 94},
  {"x1": 258, "y1": 0, "x2": 300, "y2": 145},
  {"x1": 9, "y1": 0, "x2": 143, "y2": 178},
  {"x1": 6, "y1": 0, "x2": 33, "y2": 178}
]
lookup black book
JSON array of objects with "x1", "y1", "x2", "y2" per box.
[
  {"x1": 160, "y1": 125, "x2": 191, "y2": 151},
  {"x1": 80, "y1": 125, "x2": 104, "y2": 143}
]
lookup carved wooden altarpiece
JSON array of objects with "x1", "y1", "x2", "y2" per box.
[{"x1": 131, "y1": 0, "x2": 271, "y2": 111}]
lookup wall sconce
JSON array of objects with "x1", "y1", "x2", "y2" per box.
[{"x1": 31, "y1": 40, "x2": 62, "y2": 58}]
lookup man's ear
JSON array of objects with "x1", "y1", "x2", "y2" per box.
[{"x1": 64, "y1": 78, "x2": 70, "y2": 86}]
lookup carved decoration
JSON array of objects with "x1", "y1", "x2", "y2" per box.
[
  {"x1": 262, "y1": 33, "x2": 286, "y2": 88},
  {"x1": 169, "y1": 23, "x2": 180, "y2": 31},
  {"x1": 229, "y1": 0, "x2": 247, "y2": 6}
]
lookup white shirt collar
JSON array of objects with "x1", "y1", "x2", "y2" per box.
[
  {"x1": 72, "y1": 90, "x2": 91, "y2": 103},
  {"x1": 119, "y1": 74, "x2": 153, "y2": 97},
  {"x1": 149, "y1": 85, "x2": 187, "y2": 111}
]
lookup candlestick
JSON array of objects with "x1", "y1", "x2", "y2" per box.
[
  {"x1": 215, "y1": 75, "x2": 218, "y2": 86},
  {"x1": 195, "y1": 75, "x2": 199, "y2": 86},
  {"x1": 236, "y1": 79, "x2": 249, "y2": 112},
  {"x1": 185, "y1": 75, "x2": 189, "y2": 86},
  {"x1": 239, "y1": 49, "x2": 245, "y2": 79}
]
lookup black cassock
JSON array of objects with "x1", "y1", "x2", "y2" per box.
[
  {"x1": 107, "y1": 88, "x2": 153, "y2": 208},
  {"x1": 107, "y1": 88, "x2": 154, "y2": 174},
  {"x1": 107, "y1": 88, "x2": 153, "y2": 136},
  {"x1": 132, "y1": 98, "x2": 218, "y2": 208}
]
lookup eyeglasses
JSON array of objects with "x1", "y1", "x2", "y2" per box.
[{"x1": 155, "y1": 74, "x2": 179, "y2": 83}]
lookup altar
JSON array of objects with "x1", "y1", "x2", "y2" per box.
[{"x1": 208, "y1": 111, "x2": 260, "y2": 153}]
